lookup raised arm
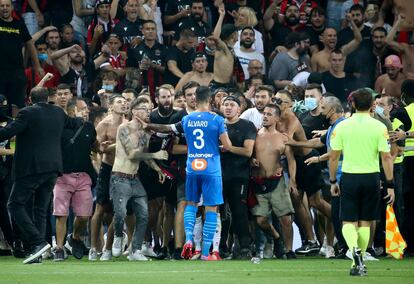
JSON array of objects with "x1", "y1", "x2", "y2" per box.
[
  {"x1": 213, "y1": 3, "x2": 225, "y2": 39},
  {"x1": 110, "y1": 0, "x2": 120, "y2": 19},
  {"x1": 341, "y1": 13, "x2": 362, "y2": 56},
  {"x1": 31, "y1": 26, "x2": 57, "y2": 43},
  {"x1": 72, "y1": 0, "x2": 95, "y2": 17},
  {"x1": 386, "y1": 14, "x2": 405, "y2": 54},
  {"x1": 263, "y1": 0, "x2": 280, "y2": 31},
  {"x1": 285, "y1": 137, "x2": 324, "y2": 148}
]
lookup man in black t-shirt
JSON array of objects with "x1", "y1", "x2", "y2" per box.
[
  {"x1": 164, "y1": 29, "x2": 196, "y2": 86},
  {"x1": 127, "y1": 20, "x2": 167, "y2": 101},
  {"x1": 176, "y1": 0, "x2": 211, "y2": 44},
  {"x1": 220, "y1": 95, "x2": 256, "y2": 259},
  {"x1": 113, "y1": 0, "x2": 143, "y2": 48},
  {"x1": 0, "y1": 0, "x2": 43, "y2": 114},
  {"x1": 163, "y1": 0, "x2": 191, "y2": 39}
]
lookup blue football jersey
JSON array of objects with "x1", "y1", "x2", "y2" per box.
[{"x1": 182, "y1": 112, "x2": 227, "y2": 176}]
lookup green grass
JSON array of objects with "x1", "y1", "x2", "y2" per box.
[{"x1": 0, "y1": 256, "x2": 413, "y2": 284}]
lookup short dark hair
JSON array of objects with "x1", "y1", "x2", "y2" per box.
[
  {"x1": 195, "y1": 86, "x2": 210, "y2": 103},
  {"x1": 182, "y1": 81, "x2": 200, "y2": 95},
  {"x1": 89, "y1": 106, "x2": 108, "y2": 123},
  {"x1": 109, "y1": 94, "x2": 124, "y2": 105},
  {"x1": 130, "y1": 97, "x2": 150, "y2": 111},
  {"x1": 255, "y1": 85, "x2": 274, "y2": 97},
  {"x1": 310, "y1": 6, "x2": 326, "y2": 17},
  {"x1": 306, "y1": 83, "x2": 323, "y2": 94},
  {"x1": 372, "y1": 26, "x2": 387, "y2": 35},
  {"x1": 57, "y1": 83, "x2": 71, "y2": 91},
  {"x1": 174, "y1": 90, "x2": 184, "y2": 99},
  {"x1": 142, "y1": 19, "x2": 157, "y2": 27},
  {"x1": 155, "y1": 86, "x2": 171, "y2": 98},
  {"x1": 122, "y1": 88, "x2": 139, "y2": 99},
  {"x1": 277, "y1": 89, "x2": 293, "y2": 101},
  {"x1": 179, "y1": 29, "x2": 196, "y2": 40},
  {"x1": 352, "y1": 89, "x2": 373, "y2": 111},
  {"x1": 350, "y1": 4, "x2": 365, "y2": 14},
  {"x1": 191, "y1": 0, "x2": 204, "y2": 6},
  {"x1": 30, "y1": 87, "x2": 49, "y2": 104},
  {"x1": 286, "y1": 32, "x2": 309, "y2": 49},
  {"x1": 101, "y1": 70, "x2": 119, "y2": 81},
  {"x1": 264, "y1": 103, "x2": 281, "y2": 117}
]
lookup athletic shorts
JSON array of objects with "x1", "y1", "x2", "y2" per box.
[
  {"x1": 185, "y1": 174, "x2": 223, "y2": 206},
  {"x1": 251, "y1": 176, "x2": 295, "y2": 218},
  {"x1": 95, "y1": 162, "x2": 113, "y2": 206},
  {"x1": 340, "y1": 173, "x2": 380, "y2": 222},
  {"x1": 295, "y1": 149, "x2": 325, "y2": 197},
  {"x1": 53, "y1": 173, "x2": 93, "y2": 217}
]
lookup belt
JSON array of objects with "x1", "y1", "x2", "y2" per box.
[{"x1": 112, "y1": 171, "x2": 138, "y2": 179}]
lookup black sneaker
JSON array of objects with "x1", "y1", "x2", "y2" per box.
[
  {"x1": 237, "y1": 248, "x2": 252, "y2": 260},
  {"x1": 366, "y1": 247, "x2": 377, "y2": 258},
  {"x1": 286, "y1": 250, "x2": 296, "y2": 259},
  {"x1": 349, "y1": 265, "x2": 365, "y2": 276},
  {"x1": 173, "y1": 248, "x2": 184, "y2": 260},
  {"x1": 274, "y1": 238, "x2": 286, "y2": 259},
  {"x1": 53, "y1": 248, "x2": 65, "y2": 262},
  {"x1": 335, "y1": 247, "x2": 347, "y2": 259},
  {"x1": 295, "y1": 240, "x2": 320, "y2": 255},
  {"x1": 351, "y1": 248, "x2": 367, "y2": 276},
  {"x1": 156, "y1": 247, "x2": 169, "y2": 260},
  {"x1": 23, "y1": 242, "x2": 50, "y2": 264},
  {"x1": 68, "y1": 234, "x2": 86, "y2": 260},
  {"x1": 12, "y1": 241, "x2": 26, "y2": 259}
]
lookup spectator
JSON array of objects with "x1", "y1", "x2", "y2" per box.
[
  {"x1": 269, "y1": 32, "x2": 311, "y2": 90},
  {"x1": 176, "y1": 0, "x2": 211, "y2": 44},
  {"x1": 71, "y1": 0, "x2": 96, "y2": 47},
  {"x1": 375, "y1": 55, "x2": 406, "y2": 99},
  {"x1": 99, "y1": 33, "x2": 127, "y2": 77},
  {"x1": 60, "y1": 24, "x2": 82, "y2": 49},
  {"x1": 304, "y1": 6, "x2": 327, "y2": 55},
  {"x1": 113, "y1": 0, "x2": 143, "y2": 48},
  {"x1": 326, "y1": 0, "x2": 355, "y2": 31},
  {"x1": 175, "y1": 52, "x2": 213, "y2": 92},
  {"x1": 21, "y1": 0, "x2": 46, "y2": 35},
  {"x1": 140, "y1": 0, "x2": 164, "y2": 43},
  {"x1": 163, "y1": 0, "x2": 191, "y2": 44},
  {"x1": 240, "y1": 85, "x2": 272, "y2": 129},
  {"x1": 370, "y1": 27, "x2": 398, "y2": 79},
  {"x1": 234, "y1": 27, "x2": 266, "y2": 80},
  {"x1": 364, "y1": 1, "x2": 391, "y2": 32},
  {"x1": 233, "y1": 6, "x2": 264, "y2": 54},
  {"x1": 196, "y1": 33, "x2": 216, "y2": 73}
]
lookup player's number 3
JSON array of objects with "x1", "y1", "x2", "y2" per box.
[{"x1": 193, "y1": 129, "x2": 205, "y2": 149}]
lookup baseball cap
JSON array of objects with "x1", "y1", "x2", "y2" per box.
[
  {"x1": 95, "y1": 0, "x2": 111, "y2": 8},
  {"x1": 384, "y1": 55, "x2": 402, "y2": 69},
  {"x1": 223, "y1": 95, "x2": 241, "y2": 106},
  {"x1": 191, "y1": 52, "x2": 207, "y2": 63},
  {"x1": 220, "y1": 24, "x2": 237, "y2": 41}
]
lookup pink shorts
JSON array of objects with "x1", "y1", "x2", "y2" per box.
[{"x1": 53, "y1": 173, "x2": 93, "y2": 217}]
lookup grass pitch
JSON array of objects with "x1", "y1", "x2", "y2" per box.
[{"x1": 0, "y1": 256, "x2": 413, "y2": 284}]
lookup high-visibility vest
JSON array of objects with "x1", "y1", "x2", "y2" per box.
[
  {"x1": 392, "y1": 118, "x2": 404, "y2": 164},
  {"x1": 404, "y1": 103, "x2": 414, "y2": 157}
]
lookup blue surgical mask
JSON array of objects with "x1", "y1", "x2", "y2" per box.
[
  {"x1": 304, "y1": 97, "x2": 318, "y2": 111},
  {"x1": 102, "y1": 84, "x2": 114, "y2": 92},
  {"x1": 38, "y1": 53, "x2": 48, "y2": 62},
  {"x1": 375, "y1": 105, "x2": 385, "y2": 116}
]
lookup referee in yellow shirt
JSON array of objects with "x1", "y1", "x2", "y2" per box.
[{"x1": 329, "y1": 89, "x2": 395, "y2": 276}]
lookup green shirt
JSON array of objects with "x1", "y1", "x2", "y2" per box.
[{"x1": 330, "y1": 113, "x2": 390, "y2": 174}]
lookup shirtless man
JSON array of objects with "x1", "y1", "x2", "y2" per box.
[
  {"x1": 111, "y1": 97, "x2": 168, "y2": 261},
  {"x1": 386, "y1": 14, "x2": 414, "y2": 79},
  {"x1": 251, "y1": 104, "x2": 297, "y2": 258},
  {"x1": 379, "y1": 0, "x2": 414, "y2": 31},
  {"x1": 274, "y1": 90, "x2": 327, "y2": 255},
  {"x1": 175, "y1": 52, "x2": 213, "y2": 92},
  {"x1": 375, "y1": 55, "x2": 406, "y2": 98},
  {"x1": 311, "y1": 15, "x2": 362, "y2": 72},
  {"x1": 89, "y1": 95, "x2": 128, "y2": 261},
  {"x1": 210, "y1": 4, "x2": 240, "y2": 91}
]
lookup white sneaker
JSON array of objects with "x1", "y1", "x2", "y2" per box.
[
  {"x1": 346, "y1": 249, "x2": 352, "y2": 260},
  {"x1": 128, "y1": 249, "x2": 148, "y2": 261},
  {"x1": 100, "y1": 249, "x2": 112, "y2": 261},
  {"x1": 89, "y1": 248, "x2": 98, "y2": 261},
  {"x1": 364, "y1": 251, "x2": 379, "y2": 261},
  {"x1": 112, "y1": 236, "x2": 123, "y2": 257},
  {"x1": 42, "y1": 248, "x2": 53, "y2": 260},
  {"x1": 325, "y1": 245, "x2": 335, "y2": 259},
  {"x1": 319, "y1": 245, "x2": 327, "y2": 256},
  {"x1": 141, "y1": 242, "x2": 157, "y2": 257},
  {"x1": 263, "y1": 242, "x2": 274, "y2": 259}
]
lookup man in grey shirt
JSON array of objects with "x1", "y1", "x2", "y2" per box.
[{"x1": 269, "y1": 32, "x2": 311, "y2": 90}]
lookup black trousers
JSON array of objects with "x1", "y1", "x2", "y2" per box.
[
  {"x1": 0, "y1": 174, "x2": 13, "y2": 245},
  {"x1": 7, "y1": 173, "x2": 57, "y2": 248},
  {"x1": 403, "y1": 156, "x2": 414, "y2": 253},
  {"x1": 222, "y1": 179, "x2": 250, "y2": 249}
]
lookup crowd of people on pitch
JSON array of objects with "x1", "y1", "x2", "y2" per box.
[{"x1": 0, "y1": 0, "x2": 413, "y2": 262}]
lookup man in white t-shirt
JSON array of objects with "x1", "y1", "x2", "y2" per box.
[
  {"x1": 240, "y1": 85, "x2": 273, "y2": 129},
  {"x1": 234, "y1": 27, "x2": 266, "y2": 80}
]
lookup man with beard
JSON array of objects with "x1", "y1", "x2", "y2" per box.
[
  {"x1": 305, "y1": 7, "x2": 327, "y2": 55},
  {"x1": 127, "y1": 20, "x2": 167, "y2": 100},
  {"x1": 89, "y1": 95, "x2": 129, "y2": 261},
  {"x1": 375, "y1": 55, "x2": 406, "y2": 98},
  {"x1": 51, "y1": 44, "x2": 98, "y2": 98},
  {"x1": 269, "y1": 32, "x2": 311, "y2": 90},
  {"x1": 251, "y1": 103, "x2": 297, "y2": 259},
  {"x1": 234, "y1": 27, "x2": 266, "y2": 80},
  {"x1": 240, "y1": 85, "x2": 272, "y2": 130},
  {"x1": 337, "y1": 4, "x2": 374, "y2": 87},
  {"x1": 176, "y1": 0, "x2": 211, "y2": 44},
  {"x1": 264, "y1": 3, "x2": 305, "y2": 51},
  {"x1": 310, "y1": 15, "x2": 362, "y2": 73},
  {"x1": 113, "y1": 0, "x2": 143, "y2": 48},
  {"x1": 164, "y1": 29, "x2": 196, "y2": 86},
  {"x1": 386, "y1": 14, "x2": 414, "y2": 80},
  {"x1": 175, "y1": 52, "x2": 213, "y2": 92},
  {"x1": 369, "y1": 27, "x2": 398, "y2": 79}
]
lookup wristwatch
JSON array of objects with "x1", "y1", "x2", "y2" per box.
[{"x1": 406, "y1": 131, "x2": 410, "y2": 137}]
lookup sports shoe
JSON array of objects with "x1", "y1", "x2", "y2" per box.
[
  {"x1": 237, "y1": 248, "x2": 252, "y2": 260},
  {"x1": 156, "y1": 247, "x2": 169, "y2": 260},
  {"x1": 274, "y1": 238, "x2": 286, "y2": 259},
  {"x1": 112, "y1": 236, "x2": 123, "y2": 257},
  {"x1": 53, "y1": 247, "x2": 65, "y2": 262},
  {"x1": 42, "y1": 248, "x2": 53, "y2": 260},
  {"x1": 349, "y1": 265, "x2": 365, "y2": 276},
  {"x1": 12, "y1": 241, "x2": 27, "y2": 258},
  {"x1": 128, "y1": 249, "x2": 148, "y2": 261},
  {"x1": 181, "y1": 242, "x2": 193, "y2": 260},
  {"x1": 68, "y1": 234, "x2": 86, "y2": 260},
  {"x1": 364, "y1": 251, "x2": 379, "y2": 261},
  {"x1": 88, "y1": 247, "x2": 98, "y2": 261},
  {"x1": 23, "y1": 243, "x2": 51, "y2": 264},
  {"x1": 286, "y1": 250, "x2": 297, "y2": 259},
  {"x1": 100, "y1": 249, "x2": 112, "y2": 261},
  {"x1": 263, "y1": 242, "x2": 274, "y2": 259},
  {"x1": 141, "y1": 241, "x2": 157, "y2": 257},
  {"x1": 191, "y1": 250, "x2": 201, "y2": 260},
  {"x1": 295, "y1": 240, "x2": 320, "y2": 255},
  {"x1": 173, "y1": 248, "x2": 184, "y2": 260},
  {"x1": 325, "y1": 245, "x2": 335, "y2": 259},
  {"x1": 210, "y1": 251, "x2": 222, "y2": 260},
  {"x1": 335, "y1": 247, "x2": 347, "y2": 259},
  {"x1": 352, "y1": 247, "x2": 366, "y2": 276}
]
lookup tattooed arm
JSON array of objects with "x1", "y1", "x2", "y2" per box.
[
  {"x1": 145, "y1": 159, "x2": 166, "y2": 184},
  {"x1": 118, "y1": 124, "x2": 168, "y2": 161}
]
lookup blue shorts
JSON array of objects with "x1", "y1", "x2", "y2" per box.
[{"x1": 185, "y1": 175, "x2": 223, "y2": 206}]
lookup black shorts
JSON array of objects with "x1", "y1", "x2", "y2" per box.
[
  {"x1": 95, "y1": 163, "x2": 113, "y2": 206},
  {"x1": 340, "y1": 173, "x2": 380, "y2": 222},
  {"x1": 295, "y1": 149, "x2": 324, "y2": 197},
  {"x1": 165, "y1": 169, "x2": 186, "y2": 205}
]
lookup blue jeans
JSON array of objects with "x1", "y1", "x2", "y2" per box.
[
  {"x1": 326, "y1": 0, "x2": 354, "y2": 32},
  {"x1": 110, "y1": 175, "x2": 148, "y2": 250},
  {"x1": 22, "y1": 12, "x2": 39, "y2": 35}
]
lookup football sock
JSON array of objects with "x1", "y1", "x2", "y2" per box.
[
  {"x1": 202, "y1": 211, "x2": 217, "y2": 257},
  {"x1": 342, "y1": 223, "x2": 358, "y2": 265},
  {"x1": 184, "y1": 205, "x2": 197, "y2": 243},
  {"x1": 193, "y1": 216, "x2": 203, "y2": 251},
  {"x1": 212, "y1": 213, "x2": 221, "y2": 252},
  {"x1": 357, "y1": 226, "x2": 370, "y2": 257}
]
